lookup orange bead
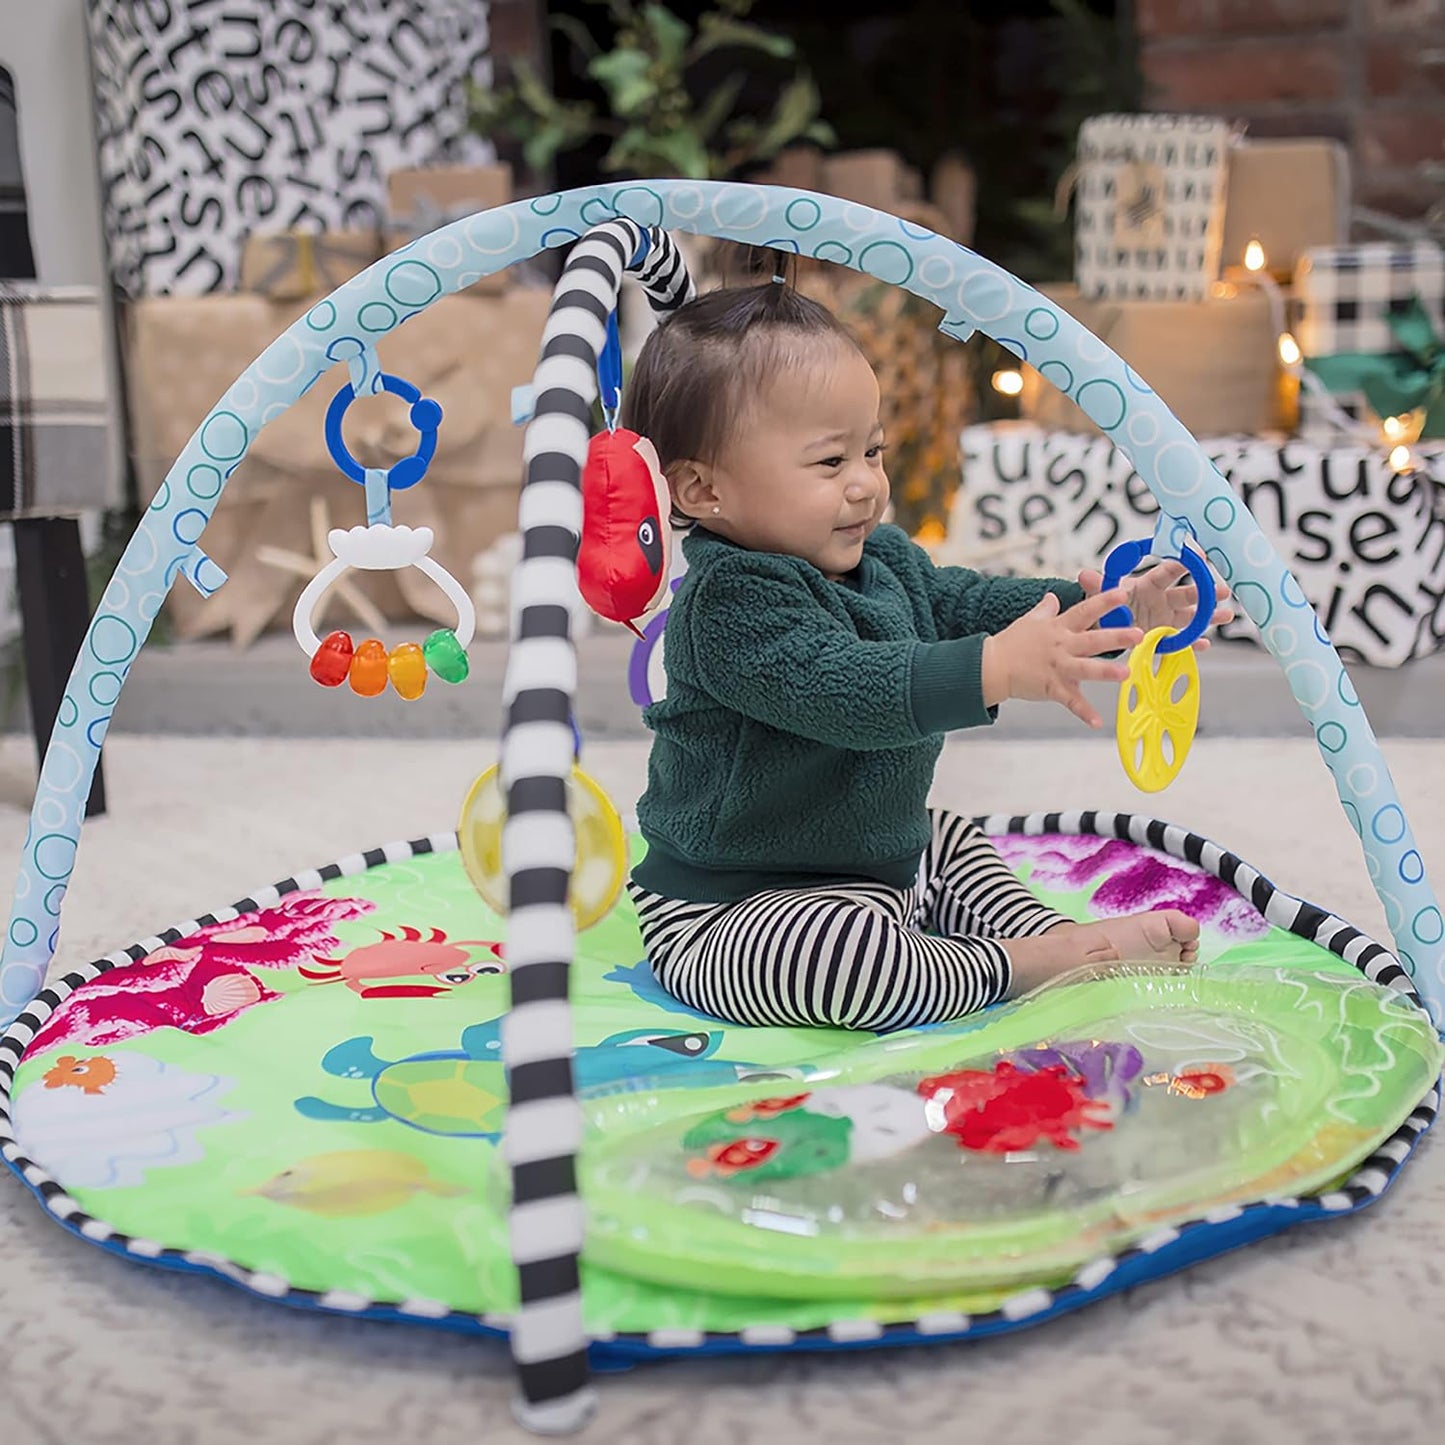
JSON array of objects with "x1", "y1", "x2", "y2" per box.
[
  {"x1": 348, "y1": 638, "x2": 389, "y2": 697},
  {"x1": 387, "y1": 641, "x2": 428, "y2": 700}
]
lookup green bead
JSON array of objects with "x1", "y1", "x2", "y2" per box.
[{"x1": 423, "y1": 628, "x2": 470, "y2": 684}]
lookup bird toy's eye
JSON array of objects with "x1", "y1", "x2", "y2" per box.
[
  {"x1": 438, "y1": 970, "x2": 473, "y2": 986},
  {"x1": 636, "y1": 515, "x2": 663, "y2": 573}
]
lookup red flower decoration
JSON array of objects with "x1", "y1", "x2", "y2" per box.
[{"x1": 917, "y1": 1061, "x2": 1114, "y2": 1153}]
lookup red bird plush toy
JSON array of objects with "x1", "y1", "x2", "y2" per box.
[{"x1": 578, "y1": 428, "x2": 672, "y2": 636}]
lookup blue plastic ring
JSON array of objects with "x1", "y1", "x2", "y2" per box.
[
  {"x1": 1099, "y1": 537, "x2": 1217, "y2": 655},
  {"x1": 324, "y1": 373, "x2": 442, "y2": 490}
]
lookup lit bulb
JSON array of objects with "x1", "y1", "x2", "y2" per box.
[
  {"x1": 1382, "y1": 414, "x2": 1406, "y2": 442},
  {"x1": 1277, "y1": 332, "x2": 1302, "y2": 367},
  {"x1": 1244, "y1": 239, "x2": 1266, "y2": 273},
  {"x1": 1389, "y1": 443, "x2": 1413, "y2": 474},
  {"x1": 992, "y1": 368, "x2": 1024, "y2": 397}
]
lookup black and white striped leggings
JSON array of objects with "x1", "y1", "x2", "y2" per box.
[{"x1": 628, "y1": 810, "x2": 1070, "y2": 1032}]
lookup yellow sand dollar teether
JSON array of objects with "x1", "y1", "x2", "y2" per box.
[
  {"x1": 458, "y1": 764, "x2": 627, "y2": 932},
  {"x1": 1117, "y1": 626, "x2": 1200, "y2": 793}
]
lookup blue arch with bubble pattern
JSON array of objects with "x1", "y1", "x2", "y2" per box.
[{"x1": 2, "y1": 180, "x2": 1440, "y2": 1029}]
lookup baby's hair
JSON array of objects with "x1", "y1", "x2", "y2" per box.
[{"x1": 620, "y1": 250, "x2": 861, "y2": 503}]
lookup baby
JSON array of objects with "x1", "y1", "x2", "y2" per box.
[{"x1": 620, "y1": 278, "x2": 1231, "y2": 1032}]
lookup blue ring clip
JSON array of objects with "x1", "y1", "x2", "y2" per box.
[
  {"x1": 1100, "y1": 537, "x2": 1217, "y2": 655},
  {"x1": 324, "y1": 372, "x2": 442, "y2": 491},
  {"x1": 598, "y1": 310, "x2": 623, "y2": 432}
]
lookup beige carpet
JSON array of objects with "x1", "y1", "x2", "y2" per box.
[{"x1": 1, "y1": 733, "x2": 1443, "y2": 1445}]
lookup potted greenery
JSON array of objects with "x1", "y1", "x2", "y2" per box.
[{"x1": 468, "y1": 0, "x2": 834, "y2": 185}]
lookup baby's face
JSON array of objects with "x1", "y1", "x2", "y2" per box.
[{"x1": 700, "y1": 343, "x2": 889, "y2": 580}]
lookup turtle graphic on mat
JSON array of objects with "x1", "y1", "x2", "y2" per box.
[{"x1": 293, "y1": 1018, "x2": 789, "y2": 1138}]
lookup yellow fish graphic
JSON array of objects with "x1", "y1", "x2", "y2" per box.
[{"x1": 247, "y1": 1149, "x2": 467, "y2": 1217}]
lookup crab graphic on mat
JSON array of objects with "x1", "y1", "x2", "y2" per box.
[
  {"x1": 293, "y1": 1019, "x2": 781, "y2": 1138},
  {"x1": 917, "y1": 1060, "x2": 1116, "y2": 1153},
  {"x1": 297, "y1": 925, "x2": 505, "y2": 998}
]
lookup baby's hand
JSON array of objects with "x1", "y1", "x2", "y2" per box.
[
  {"x1": 1076, "y1": 561, "x2": 1234, "y2": 650},
  {"x1": 981, "y1": 589, "x2": 1142, "y2": 729}
]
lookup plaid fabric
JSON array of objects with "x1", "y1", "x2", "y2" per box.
[
  {"x1": 0, "y1": 284, "x2": 112, "y2": 517},
  {"x1": 1295, "y1": 242, "x2": 1445, "y2": 358}
]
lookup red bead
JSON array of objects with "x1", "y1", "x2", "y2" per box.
[{"x1": 310, "y1": 630, "x2": 353, "y2": 687}]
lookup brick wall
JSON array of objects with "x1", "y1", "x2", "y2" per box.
[{"x1": 1137, "y1": 0, "x2": 1445, "y2": 224}]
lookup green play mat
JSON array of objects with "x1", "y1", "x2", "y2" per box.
[{"x1": 3, "y1": 818, "x2": 1440, "y2": 1345}]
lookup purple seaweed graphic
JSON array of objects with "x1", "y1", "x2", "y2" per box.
[{"x1": 995, "y1": 834, "x2": 1268, "y2": 939}]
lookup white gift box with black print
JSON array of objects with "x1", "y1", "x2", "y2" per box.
[
  {"x1": 85, "y1": 1, "x2": 495, "y2": 299},
  {"x1": 1073, "y1": 114, "x2": 1234, "y2": 302},
  {"x1": 946, "y1": 422, "x2": 1445, "y2": 669},
  {"x1": 1294, "y1": 242, "x2": 1445, "y2": 442}
]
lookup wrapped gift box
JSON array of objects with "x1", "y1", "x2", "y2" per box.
[
  {"x1": 946, "y1": 422, "x2": 1445, "y2": 668},
  {"x1": 123, "y1": 287, "x2": 551, "y2": 644},
  {"x1": 239, "y1": 230, "x2": 382, "y2": 303},
  {"x1": 385, "y1": 164, "x2": 513, "y2": 294},
  {"x1": 1020, "y1": 283, "x2": 1286, "y2": 438},
  {"x1": 1220, "y1": 138, "x2": 1349, "y2": 282},
  {"x1": 1295, "y1": 242, "x2": 1445, "y2": 442},
  {"x1": 87, "y1": 1, "x2": 494, "y2": 297},
  {"x1": 1074, "y1": 114, "x2": 1234, "y2": 302}
]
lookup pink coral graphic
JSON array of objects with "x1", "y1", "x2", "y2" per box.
[
  {"x1": 28, "y1": 892, "x2": 374, "y2": 1053},
  {"x1": 154, "y1": 892, "x2": 375, "y2": 971},
  {"x1": 993, "y1": 834, "x2": 1268, "y2": 939}
]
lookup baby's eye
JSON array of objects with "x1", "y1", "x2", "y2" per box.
[
  {"x1": 816, "y1": 456, "x2": 845, "y2": 469},
  {"x1": 866, "y1": 442, "x2": 887, "y2": 460}
]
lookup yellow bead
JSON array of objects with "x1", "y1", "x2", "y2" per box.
[{"x1": 387, "y1": 641, "x2": 428, "y2": 701}]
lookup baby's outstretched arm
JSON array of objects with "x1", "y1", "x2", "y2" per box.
[{"x1": 981, "y1": 589, "x2": 1142, "y2": 729}]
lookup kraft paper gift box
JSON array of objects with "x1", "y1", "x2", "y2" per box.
[
  {"x1": 1294, "y1": 241, "x2": 1445, "y2": 442},
  {"x1": 1220, "y1": 138, "x2": 1350, "y2": 282},
  {"x1": 385, "y1": 164, "x2": 514, "y2": 294},
  {"x1": 820, "y1": 150, "x2": 924, "y2": 213},
  {"x1": 1019, "y1": 283, "x2": 1285, "y2": 438},
  {"x1": 238, "y1": 230, "x2": 382, "y2": 303},
  {"x1": 122, "y1": 287, "x2": 551, "y2": 643},
  {"x1": 1073, "y1": 113, "x2": 1234, "y2": 302}
]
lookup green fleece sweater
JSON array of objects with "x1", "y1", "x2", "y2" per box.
[{"x1": 632, "y1": 524, "x2": 1086, "y2": 902}]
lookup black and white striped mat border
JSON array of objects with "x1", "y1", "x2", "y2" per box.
[{"x1": 0, "y1": 810, "x2": 1436, "y2": 1372}]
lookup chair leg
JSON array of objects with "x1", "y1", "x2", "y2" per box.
[{"x1": 14, "y1": 515, "x2": 107, "y2": 817}]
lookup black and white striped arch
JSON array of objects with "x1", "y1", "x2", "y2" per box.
[
  {"x1": 498, "y1": 219, "x2": 693, "y2": 1433},
  {"x1": 0, "y1": 812, "x2": 1435, "y2": 1378}
]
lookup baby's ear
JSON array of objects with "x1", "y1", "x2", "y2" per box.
[{"x1": 667, "y1": 460, "x2": 715, "y2": 520}]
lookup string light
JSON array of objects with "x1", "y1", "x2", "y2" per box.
[
  {"x1": 1389, "y1": 443, "x2": 1414, "y2": 474},
  {"x1": 991, "y1": 368, "x2": 1024, "y2": 397},
  {"x1": 1277, "y1": 332, "x2": 1302, "y2": 367},
  {"x1": 1382, "y1": 414, "x2": 1407, "y2": 442},
  {"x1": 1243, "y1": 238, "x2": 1267, "y2": 273}
]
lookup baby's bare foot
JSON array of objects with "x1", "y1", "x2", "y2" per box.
[{"x1": 1003, "y1": 910, "x2": 1199, "y2": 997}]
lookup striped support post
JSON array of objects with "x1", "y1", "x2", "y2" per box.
[{"x1": 500, "y1": 219, "x2": 692, "y2": 1434}]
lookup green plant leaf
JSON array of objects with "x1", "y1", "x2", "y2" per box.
[
  {"x1": 588, "y1": 48, "x2": 658, "y2": 117},
  {"x1": 550, "y1": 14, "x2": 601, "y2": 60},
  {"x1": 691, "y1": 14, "x2": 795, "y2": 61},
  {"x1": 751, "y1": 74, "x2": 823, "y2": 160},
  {"x1": 511, "y1": 57, "x2": 568, "y2": 121},
  {"x1": 693, "y1": 72, "x2": 746, "y2": 142},
  {"x1": 803, "y1": 119, "x2": 836, "y2": 147},
  {"x1": 642, "y1": 4, "x2": 692, "y2": 69},
  {"x1": 522, "y1": 121, "x2": 574, "y2": 173},
  {"x1": 645, "y1": 127, "x2": 714, "y2": 179}
]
